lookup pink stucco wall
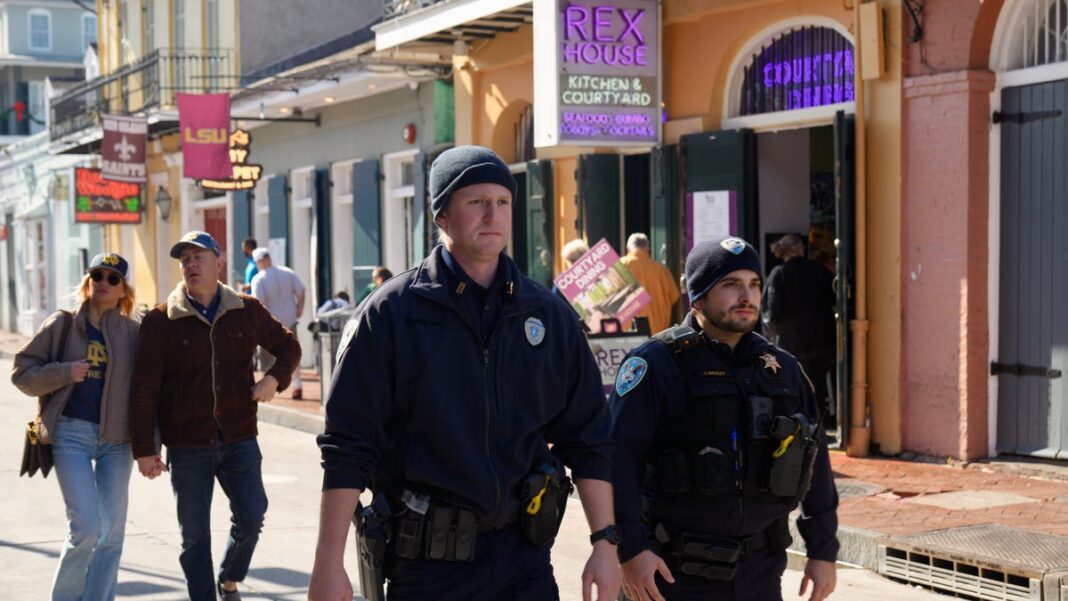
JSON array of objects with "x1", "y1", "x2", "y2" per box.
[{"x1": 900, "y1": 70, "x2": 994, "y2": 460}]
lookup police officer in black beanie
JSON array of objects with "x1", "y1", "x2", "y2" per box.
[
  {"x1": 310, "y1": 145, "x2": 621, "y2": 601},
  {"x1": 609, "y1": 236, "x2": 839, "y2": 601}
]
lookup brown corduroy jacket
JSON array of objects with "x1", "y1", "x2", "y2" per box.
[{"x1": 129, "y1": 282, "x2": 301, "y2": 458}]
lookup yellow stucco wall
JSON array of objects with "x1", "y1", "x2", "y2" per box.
[{"x1": 453, "y1": 0, "x2": 902, "y2": 452}]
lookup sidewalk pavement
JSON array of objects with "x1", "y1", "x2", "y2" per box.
[{"x1": 6, "y1": 329, "x2": 1068, "y2": 591}]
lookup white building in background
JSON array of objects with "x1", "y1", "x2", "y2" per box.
[{"x1": 0, "y1": 0, "x2": 97, "y2": 334}]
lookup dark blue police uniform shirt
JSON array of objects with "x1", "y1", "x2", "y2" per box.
[
  {"x1": 186, "y1": 288, "x2": 222, "y2": 323},
  {"x1": 62, "y1": 321, "x2": 107, "y2": 423},
  {"x1": 440, "y1": 246, "x2": 509, "y2": 341},
  {"x1": 318, "y1": 245, "x2": 614, "y2": 528}
]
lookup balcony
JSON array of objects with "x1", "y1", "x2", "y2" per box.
[{"x1": 50, "y1": 48, "x2": 234, "y2": 143}]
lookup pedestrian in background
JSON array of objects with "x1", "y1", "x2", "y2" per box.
[
  {"x1": 763, "y1": 233, "x2": 836, "y2": 415},
  {"x1": 552, "y1": 238, "x2": 590, "y2": 299},
  {"x1": 356, "y1": 266, "x2": 393, "y2": 304},
  {"x1": 239, "y1": 238, "x2": 258, "y2": 293},
  {"x1": 129, "y1": 231, "x2": 301, "y2": 601},
  {"x1": 620, "y1": 233, "x2": 680, "y2": 333},
  {"x1": 13, "y1": 253, "x2": 140, "y2": 601},
  {"x1": 316, "y1": 290, "x2": 351, "y2": 331},
  {"x1": 250, "y1": 247, "x2": 306, "y2": 399}
]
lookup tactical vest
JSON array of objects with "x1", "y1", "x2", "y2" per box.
[{"x1": 648, "y1": 326, "x2": 819, "y2": 504}]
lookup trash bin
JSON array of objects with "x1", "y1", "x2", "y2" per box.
[
  {"x1": 312, "y1": 307, "x2": 356, "y2": 404},
  {"x1": 319, "y1": 329, "x2": 341, "y2": 397}
]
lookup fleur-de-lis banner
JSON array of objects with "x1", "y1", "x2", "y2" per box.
[
  {"x1": 101, "y1": 114, "x2": 147, "y2": 183},
  {"x1": 177, "y1": 93, "x2": 232, "y2": 180}
]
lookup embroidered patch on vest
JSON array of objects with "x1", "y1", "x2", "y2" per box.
[
  {"x1": 615, "y1": 357, "x2": 648, "y2": 397},
  {"x1": 524, "y1": 317, "x2": 546, "y2": 346},
  {"x1": 336, "y1": 318, "x2": 359, "y2": 365},
  {"x1": 760, "y1": 352, "x2": 781, "y2": 375},
  {"x1": 720, "y1": 237, "x2": 747, "y2": 255}
]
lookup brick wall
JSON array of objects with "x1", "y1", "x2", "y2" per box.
[{"x1": 901, "y1": 70, "x2": 994, "y2": 459}]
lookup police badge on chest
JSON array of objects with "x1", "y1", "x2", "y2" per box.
[{"x1": 525, "y1": 317, "x2": 546, "y2": 346}]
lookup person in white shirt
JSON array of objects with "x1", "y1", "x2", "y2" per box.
[{"x1": 250, "y1": 248, "x2": 306, "y2": 399}]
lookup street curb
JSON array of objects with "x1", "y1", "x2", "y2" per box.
[
  {"x1": 789, "y1": 518, "x2": 885, "y2": 570},
  {"x1": 257, "y1": 402, "x2": 325, "y2": 435}
]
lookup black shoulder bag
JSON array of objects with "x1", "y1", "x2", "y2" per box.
[{"x1": 20, "y1": 310, "x2": 73, "y2": 478}]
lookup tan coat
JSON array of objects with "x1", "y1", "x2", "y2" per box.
[{"x1": 12, "y1": 302, "x2": 140, "y2": 444}]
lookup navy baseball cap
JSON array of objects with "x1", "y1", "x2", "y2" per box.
[
  {"x1": 87, "y1": 253, "x2": 129, "y2": 280},
  {"x1": 170, "y1": 231, "x2": 221, "y2": 259}
]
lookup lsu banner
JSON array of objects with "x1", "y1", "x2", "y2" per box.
[
  {"x1": 177, "y1": 93, "x2": 232, "y2": 179},
  {"x1": 101, "y1": 114, "x2": 147, "y2": 182}
]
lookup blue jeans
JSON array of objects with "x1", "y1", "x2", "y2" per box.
[
  {"x1": 50, "y1": 416, "x2": 133, "y2": 601},
  {"x1": 168, "y1": 436, "x2": 268, "y2": 601}
]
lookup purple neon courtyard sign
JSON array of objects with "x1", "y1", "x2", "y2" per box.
[
  {"x1": 533, "y1": 0, "x2": 660, "y2": 147},
  {"x1": 740, "y1": 26, "x2": 855, "y2": 116}
]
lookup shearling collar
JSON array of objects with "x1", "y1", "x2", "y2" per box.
[{"x1": 166, "y1": 282, "x2": 244, "y2": 323}]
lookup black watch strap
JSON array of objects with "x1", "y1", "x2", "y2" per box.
[{"x1": 590, "y1": 525, "x2": 622, "y2": 545}]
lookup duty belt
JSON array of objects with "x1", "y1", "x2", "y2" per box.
[{"x1": 658, "y1": 518, "x2": 793, "y2": 581}]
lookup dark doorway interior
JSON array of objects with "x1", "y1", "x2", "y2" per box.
[{"x1": 623, "y1": 153, "x2": 651, "y2": 242}]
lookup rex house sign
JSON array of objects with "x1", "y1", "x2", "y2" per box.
[{"x1": 534, "y1": 0, "x2": 660, "y2": 147}]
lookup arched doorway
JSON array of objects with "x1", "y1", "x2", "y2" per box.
[
  {"x1": 690, "y1": 19, "x2": 855, "y2": 443},
  {"x1": 990, "y1": 0, "x2": 1068, "y2": 458}
]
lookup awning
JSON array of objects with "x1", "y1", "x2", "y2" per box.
[{"x1": 374, "y1": 0, "x2": 532, "y2": 52}]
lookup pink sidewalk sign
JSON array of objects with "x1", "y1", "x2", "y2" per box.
[{"x1": 553, "y1": 238, "x2": 650, "y2": 333}]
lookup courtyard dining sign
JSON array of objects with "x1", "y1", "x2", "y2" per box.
[{"x1": 534, "y1": 0, "x2": 660, "y2": 147}]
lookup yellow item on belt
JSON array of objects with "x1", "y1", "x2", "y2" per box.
[
  {"x1": 525, "y1": 475, "x2": 551, "y2": 515},
  {"x1": 772, "y1": 423, "x2": 801, "y2": 459}
]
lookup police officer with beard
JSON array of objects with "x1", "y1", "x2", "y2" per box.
[{"x1": 610, "y1": 237, "x2": 838, "y2": 601}]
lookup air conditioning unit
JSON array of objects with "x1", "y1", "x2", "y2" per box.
[{"x1": 877, "y1": 524, "x2": 1068, "y2": 601}]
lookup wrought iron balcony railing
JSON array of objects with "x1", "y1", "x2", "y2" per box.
[
  {"x1": 384, "y1": 0, "x2": 449, "y2": 19},
  {"x1": 50, "y1": 48, "x2": 234, "y2": 141}
]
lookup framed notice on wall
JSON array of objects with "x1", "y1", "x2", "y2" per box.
[{"x1": 686, "y1": 190, "x2": 736, "y2": 253}]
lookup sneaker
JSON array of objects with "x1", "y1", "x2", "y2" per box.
[
  {"x1": 292, "y1": 388, "x2": 303, "y2": 400},
  {"x1": 218, "y1": 582, "x2": 241, "y2": 600}
]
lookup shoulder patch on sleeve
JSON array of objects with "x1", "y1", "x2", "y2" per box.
[
  {"x1": 335, "y1": 317, "x2": 359, "y2": 365},
  {"x1": 615, "y1": 356, "x2": 649, "y2": 397}
]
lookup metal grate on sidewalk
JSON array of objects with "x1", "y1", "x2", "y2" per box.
[{"x1": 877, "y1": 524, "x2": 1068, "y2": 600}]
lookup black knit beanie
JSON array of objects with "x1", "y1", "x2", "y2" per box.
[
  {"x1": 429, "y1": 145, "x2": 517, "y2": 217},
  {"x1": 685, "y1": 237, "x2": 762, "y2": 302}
]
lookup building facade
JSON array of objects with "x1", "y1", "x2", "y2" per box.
[
  {"x1": 0, "y1": 0, "x2": 96, "y2": 335},
  {"x1": 373, "y1": 0, "x2": 904, "y2": 457}
]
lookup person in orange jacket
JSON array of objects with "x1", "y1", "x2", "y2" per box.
[{"x1": 620, "y1": 233, "x2": 680, "y2": 333}]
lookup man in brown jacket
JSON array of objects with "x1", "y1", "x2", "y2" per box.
[{"x1": 130, "y1": 231, "x2": 300, "y2": 601}]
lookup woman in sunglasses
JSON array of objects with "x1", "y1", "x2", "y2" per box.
[{"x1": 12, "y1": 253, "x2": 140, "y2": 601}]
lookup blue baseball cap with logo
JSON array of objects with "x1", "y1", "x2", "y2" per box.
[
  {"x1": 87, "y1": 253, "x2": 130, "y2": 280},
  {"x1": 170, "y1": 230, "x2": 221, "y2": 259}
]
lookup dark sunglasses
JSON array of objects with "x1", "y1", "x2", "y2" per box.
[{"x1": 89, "y1": 271, "x2": 122, "y2": 286}]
